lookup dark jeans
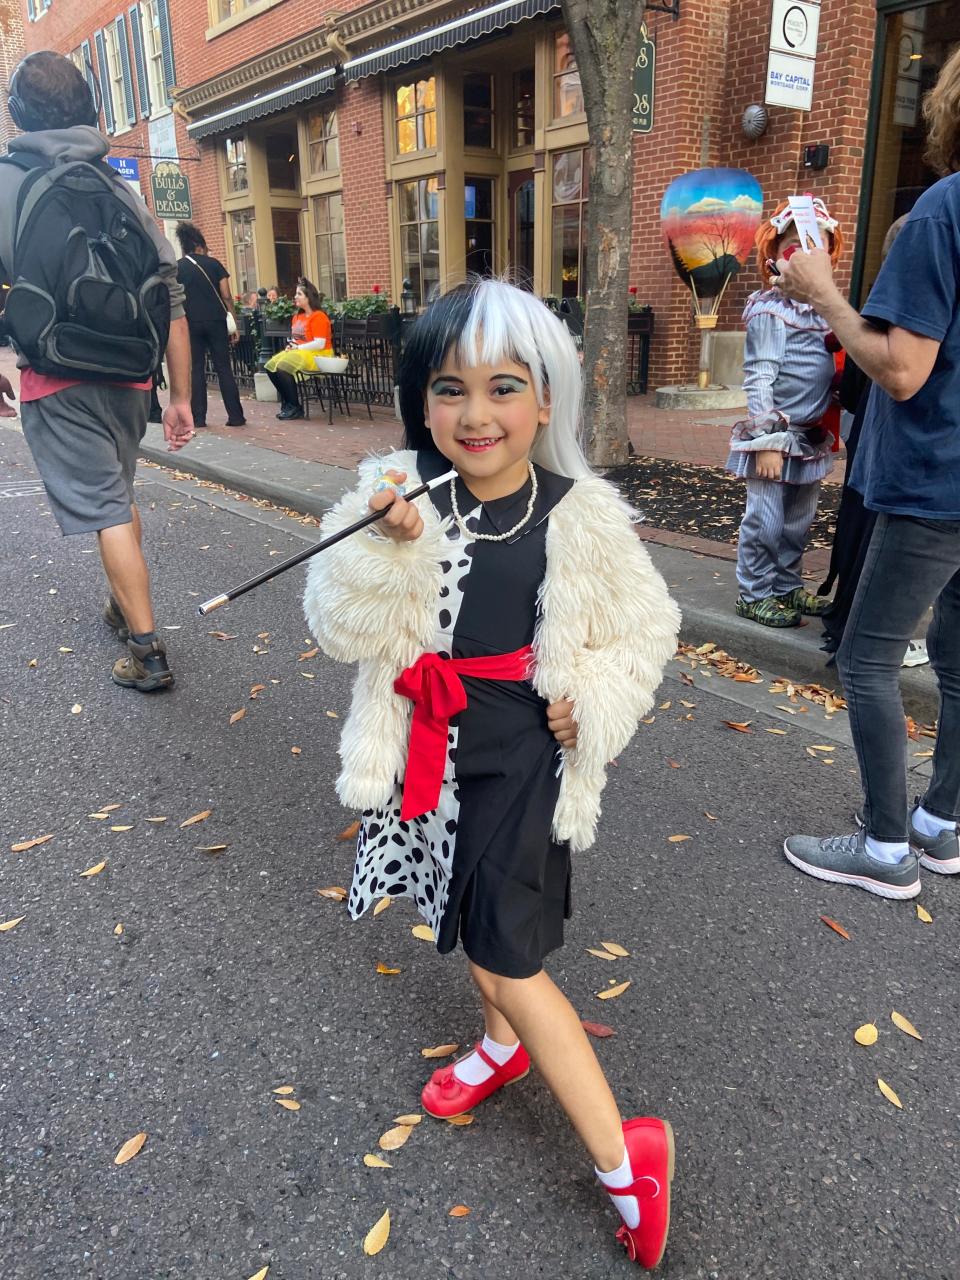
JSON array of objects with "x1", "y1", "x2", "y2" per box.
[
  {"x1": 188, "y1": 319, "x2": 244, "y2": 425},
  {"x1": 838, "y1": 513, "x2": 960, "y2": 840}
]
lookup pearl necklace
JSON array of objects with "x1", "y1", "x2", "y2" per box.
[{"x1": 449, "y1": 462, "x2": 538, "y2": 543}]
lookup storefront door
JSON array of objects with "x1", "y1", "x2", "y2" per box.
[
  {"x1": 271, "y1": 208, "x2": 303, "y2": 297},
  {"x1": 508, "y1": 169, "x2": 535, "y2": 288}
]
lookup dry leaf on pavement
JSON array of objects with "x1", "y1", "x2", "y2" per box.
[
  {"x1": 273, "y1": 1086, "x2": 295, "y2": 1095},
  {"x1": 373, "y1": 898, "x2": 391, "y2": 916},
  {"x1": 0, "y1": 916, "x2": 25, "y2": 932},
  {"x1": 668, "y1": 834, "x2": 691, "y2": 843},
  {"x1": 100, "y1": 804, "x2": 122, "y2": 812},
  {"x1": 449, "y1": 1205, "x2": 471, "y2": 1217},
  {"x1": 877, "y1": 1078, "x2": 903, "y2": 1109},
  {"x1": 597, "y1": 981, "x2": 631, "y2": 1001},
  {"x1": 317, "y1": 886, "x2": 347, "y2": 900},
  {"x1": 378, "y1": 1125, "x2": 413, "y2": 1151},
  {"x1": 412, "y1": 924, "x2": 435, "y2": 941},
  {"x1": 337, "y1": 820, "x2": 361, "y2": 841},
  {"x1": 10, "y1": 834, "x2": 53, "y2": 852},
  {"x1": 916, "y1": 904, "x2": 933, "y2": 924},
  {"x1": 114, "y1": 1132, "x2": 147, "y2": 1165},
  {"x1": 71, "y1": 704, "x2": 82, "y2": 714},
  {"x1": 299, "y1": 647, "x2": 319, "y2": 661},
  {"x1": 247, "y1": 1268, "x2": 270, "y2": 1280},
  {"x1": 229, "y1": 709, "x2": 246, "y2": 725},
  {"x1": 854, "y1": 1023, "x2": 878, "y2": 1046},
  {"x1": 362, "y1": 1209, "x2": 391, "y2": 1256},
  {"x1": 600, "y1": 941, "x2": 629, "y2": 957},
  {"x1": 249, "y1": 684, "x2": 266, "y2": 698},
  {"x1": 114, "y1": 923, "x2": 123, "y2": 935},
  {"x1": 723, "y1": 721, "x2": 753, "y2": 733},
  {"x1": 891, "y1": 1011, "x2": 922, "y2": 1041},
  {"x1": 819, "y1": 915, "x2": 850, "y2": 940},
  {"x1": 145, "y1": 817, "x2": 167, "y2": 824},
  {"x1": 587, "y1": 948, "x2": 618, "y2": 960},
  {"x1": 180, "y1": 810, "x2": 212, "y2": 828},
  {"x1": 376, "y1": 963, "x2": 401, "y2": 975},
  {"x1": 290, "y1": 747, "x2": 302, "y2": 755},
  {"x1": 446, "y1": 1114, "x2": 474, "y2": 1126},
  {"x1": 110, "y1": 825, "x2": 133, "y2": 832},
  {"x1": 393, "y1": 1114, "x2": 421, "y2": 1126},
  {"x1": 421, "y1": 1043, "x2": 459, "y2": 1058},
  {"x1": 581, "y1": 1021, "x2": 616, "y2": 1038},
  {"x1": 363, "y1": 1154, "x2": 392, "y2": 1168},
  {"x1": 704, "y1": 811, "x2": 718, "y2": 821},
  {"x1": 275, "y1": 1098, "x2": 301, "y2": 1111},
  {"x1": 80, "y1": 860, "x2": 107, "y2": 877}
]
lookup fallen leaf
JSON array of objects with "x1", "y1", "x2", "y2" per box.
[
  {"x1": 325, "y1": 710, "x2": 339, "y2": 718},
  {"x1": 587, "y1": 948, "x2": 619, "y2": 960},
  {"x1": 208, "y1": 631, "x2": 237, "y2": 640},
  {"x1": 376, "y1": 963, "x2": 401, "y2": 975},
  {"x1": 145, "y1": 817, "x2": 167, "y2": 824},
  {"x1": 317, "y1": 886, "x2": 347, "y2": 901},
  {"x1": 581, "y1": 1020, "x2": 616, "y2": 1038},
  {"x1": 198, "y1": 844, "x2": 228, "y2": 853},
  {"x1": 10, "y1": 834, "x2": 53, "y2": 852},
  {"x1": 393, "y1": 1114, "x2": 422, "y2": 1126},
  {"x1": 249, "y1": 684, "x2": 266, "y2": 698},
  {"x1": 597, "y1": 981, "x2": 631, "y2": 1001},
  {"x1": 421, "y1": 1043, "x2": 459, "y2": 1058},
  {"x1": 916, "y1": 904, "x2": 933, "y2": 924},
  {"x1": 71, "y1": 703, "x2": 82, "y2": 714},
  {"x1": 379, "y1": 1125, "x2": 413, "y2": 1150},
  {"x1": 877, "y1": 1078, "x2": 903, "y2": 1109},
  {"x1": 723, "y1": 720, "x2": 753, "y2": 733},
  {"x1": 229, "y1": 708, "x2": 246, "y2": 725},
  {"x1": 88, "y1": 812, "x2": 110, "y2": 819},
  {"x1": 80, "y1": 860, "x2": 107, "y2": 877},
  {"x1": 668, "y1": 834, "x2": 691, "y2": 843},
  {"x1": 659, "y1": 700, "x2": 672, "y2": 710},
  {"x1": 449, "y1": 1205, "x2": 471, "y2": 1217},
  {"x1": 114, "y1": 923, "x2": 123, "y2": 935},
  {"x1": 854, "y1": 1023, "x2": 878, "y2": 1046},
  {"x1": 765, "y1": 728, "x2": 787, "y2": 735},
  {"x1": 27, "y1": 658, "x2": 37, "y2": 667},
  {"x1": 290, "y1": 746, "x2": 302, "y2": 756},
  {"x1": 363, "y1": 1154, "x2": 392, "y2": 1168},
  {"x1": 446, "y1": 1113, "x2": 474, "y2": 1126},
  {"x1": 819, "y1": 915, "x2": 851, "y2": 940},
  {"x1": 373, "y1": 898, "x2": 391, "y2": 916},
  {"x1": 891, "y1": 1011, "x2": 922, "y2": 1041},
  {"x1": 299, "y1": 647, "x2": 319, "y2": 661},
  {"x1": 247, "y1": 1268, "x2": 270, "y2": 1280},
  {"x1": 680, "y1": 699, "x2": 696, "y2": 708},
  {"x1": 599, "y1": 941, "x2": 629, "y2": 957},
  {"x1": 412, "y1": 924, "x2": 435, "y2": 942},
  {"x1": 58, "y1": 646, "x2": 73, "y2": 653},
  {"x1": 257, "y1": 632, "x2": 271, "y2": 640},
  {"x1": 362, "y1": 1209, "x2": 391, "y2": 1256},
  {"x1": 114, "y1": 1132, "x2": 147, "y2": 1165},
  {"x1": 337, "y1": 820, "x2": 361, "y2": 841},
  {"x1": 275, "y1": 1098, "x2": 301, "y2": 1111},
  {"x1": 0, "y1": 915, "x2": 25, "y2": 932},
  {"x1": 300, "y1": 672, "x2": 315, "y2": 680},
  {"x1": 808, "y1": 744, "x2": 833, "y2": 752},
  {"x1": 180, "y1": 810, "x2": 212, "y2": 828},
  {"x1": 110, "y1": 825, "x2": 133, "y2": 832},
  {"x1": 100, "y1": 804, "x2": 123, "y2": 812},
  {"x1": 273, "y1": 1086, "x2": 295, "y2": 1095},
  {"x1": 704, "y1": 811, "x2": 718, "y2": 821},
  {"x1": 667, "y1": 758, "x2": 683, "y2": 768}
]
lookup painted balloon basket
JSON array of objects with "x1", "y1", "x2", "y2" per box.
[{"x1": 660, "y1": 168, "x2": 764, "y2": 388}]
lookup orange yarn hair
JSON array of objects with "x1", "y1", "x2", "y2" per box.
[{"x1": 755, "y1": 200, "x2": 844, "y2": 288}]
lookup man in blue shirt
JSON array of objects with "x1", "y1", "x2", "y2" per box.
[{"x1": 776, "y1": 44, "x2": 960, "y2": 899}]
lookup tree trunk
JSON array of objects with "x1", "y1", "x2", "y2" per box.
[{"x1": 561, "y1": 0, "x2": 643, "y2": 468}]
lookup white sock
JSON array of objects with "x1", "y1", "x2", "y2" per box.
[
  {"x1": 596, "y1": 1146, "x2": 641, "y2": 1230},
  {"x1": 453, "y1": 1034, "x2": 518, "y2": 1086},
  {"x1": 913, "y1": 804, "x2": 957, "y2": 838},
  {"x1": 865, "y1": 834, "x2": 910, "y2": 864}
]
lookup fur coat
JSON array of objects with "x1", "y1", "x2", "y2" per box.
[{"x1": 303, "y1": 451, "x2": 681, "y2": 853}]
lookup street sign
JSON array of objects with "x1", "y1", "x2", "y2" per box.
[
  {"x1": 765, "y1": 49, "x2": 816, "y2": 111},
  {"x1": 105, "y1": 155, "x2": 142, "y2": 199},
  {"x1": 150, "y1": 160, "x2": 192, "y2": 219},
  {"x1": 632, "y1": 23, "x2": 655, "y2": 134}
]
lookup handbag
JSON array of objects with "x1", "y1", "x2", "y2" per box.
[{"x1": 185, "y1": 255, "x2": 237, "y2": 334}]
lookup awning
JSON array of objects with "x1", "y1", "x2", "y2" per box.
[
  {"x1": 343, "y1": 0, "x2": 561, "y2": 81},
  {"x1": 187, "y1": 67, "x2": 335, "y2": 139}
]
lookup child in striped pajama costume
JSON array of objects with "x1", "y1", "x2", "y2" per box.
[{"x1": 727, "y1": 197, "x2": 844, "y2": 628}]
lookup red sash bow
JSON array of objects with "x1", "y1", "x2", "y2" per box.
[{"x1": 393, "y1": 645, "x2": 534, "y2": 821}]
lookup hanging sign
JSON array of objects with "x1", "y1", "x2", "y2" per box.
[
  {"x1": 150, "y1": 160, "x2": 192, "y2": 219},
  {"x1": 632, "y1": 24, "x2": 655, "y2": 134},
  {"x1": 765, "y1": 50, "x2": 816, "y2": 111},
  {"x1": 765, "y1": 0, "x2": 819, "y2": 112},
  {"x1": 768, "y1": 0, "x2": 821, "y2": 58}
]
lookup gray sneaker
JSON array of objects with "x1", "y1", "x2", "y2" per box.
[
  {"x1": 909, "y1": 809, "x2": 960, "y2": 875},
  {"x1": 783, "y1": 829, "x2": 921, "y2": 899}
]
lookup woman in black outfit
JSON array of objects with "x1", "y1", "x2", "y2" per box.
[{"x1": 175, "y1": 221, "x2": 245, "y2": 429}]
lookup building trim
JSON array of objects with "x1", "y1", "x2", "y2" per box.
[{"x1": 187, "y1": 69, "x2": 336, "y2": 138}]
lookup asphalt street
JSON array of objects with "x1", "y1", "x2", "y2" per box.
[{"x1": 1, "y1": 426, "x2": 958, "y2": 1280}]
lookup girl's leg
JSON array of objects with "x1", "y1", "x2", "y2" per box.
[
  {"x1": 470, "y1": 961, "x2": 625, "y2": 1171},
  {"x1": 481, "y1": 992, "x2": 518, "y2": 1047},
  {"x1": 736, "y1": 477, "x2": 785, "y2": 601}
]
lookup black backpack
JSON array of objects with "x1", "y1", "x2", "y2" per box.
[{"x1": 0, "y1": 152, "x2": 169, "y2": 381}]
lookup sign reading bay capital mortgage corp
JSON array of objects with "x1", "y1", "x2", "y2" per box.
[
  {"x1": 632, "y1": 23, "x2": 655, "y2": 133},
  {"x1": 765, "y1": 0, "x2": 820, "y2": 112},
  {"x1": 150, "y1": 160, "x2": 192, "y2": 220}
]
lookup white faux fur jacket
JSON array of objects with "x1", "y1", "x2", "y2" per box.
[{"x1": 303, "y1": 451, "x2": 681, "y2": 853}]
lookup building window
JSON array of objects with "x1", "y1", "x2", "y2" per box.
[
  {"x1": 265, "y1": 129, "x2": 300, "y2": 191},
  {"x1": 513, "y1": 68, "x2": 535, "y2": 147},
  {"x1": 551, "y1": 148, "x2": 588, "y2": 298},
  {"x1": 312, "y1": 193, "x2": 347, "y2": 302},
  {"x1": 307, "y1": 107, "x2": 340, "y2": 175},
  {"x1": 229, "y1": 210, "x2": 257, "y2": 295},
  {"x1": 70, "y1": 47, "x2": 87, "y2": 76},
  {"x1": 140, "y1": 0, "x2": 166, "y2": 113},
  {"x1": 463, "y1": 74, "x2": 494, "y2": 149},
  {"x1": 395, "y1": 76, "x2": 437, "y2": 155},
  {"x1": 465, "y1": 177, "x2": 495, "y2": 276},
  {"x1": 217, "y1": 0, "x2": 257, "y2": 17},
  {"x1": 104, "y1": 23, "x2": 126, "y2": 131},
  {"x1": 272, "y1": 208, "x2": 303, "y2": 296},
  {"x1": 398, "y1": 176, "x2": 440, "y2": 306},
  {"x1": 224, "y1": 135, "x2": 248, "y2": 193},
  {"x1": 553, "y1": 31, "x2": 584, "y2": 119}
]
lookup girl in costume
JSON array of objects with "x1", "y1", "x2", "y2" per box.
[
  {"x1": 263, "y1": 277, "x2": 333, "y2": 420},
  {"x1": 304, "y1": 279, "x2": 681, "y2": 1269},
  {"x1": 726, "y1": 197, "x2": 844, "y2": 628}
]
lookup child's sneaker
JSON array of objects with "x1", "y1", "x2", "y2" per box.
[
  {"x1": 736, "y1": 595, "x2": 800, "y2": 627},
  {"x1": 421, "y1": 1042, "x2": 530, "y2": 1119},
  {"x1": 910, "y1": 806, "x2": 960, "y2": 874},
  {"x1": 613, "y1": 1117, "x2": 675, "y2": 1270},
  {"x1": 777, "y1": 586, "x2": 832, "y2": 616}
]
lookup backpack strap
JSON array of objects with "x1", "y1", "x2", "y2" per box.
[{"x1": 0, "y1": 151, "x2": 50, "y2": 174}]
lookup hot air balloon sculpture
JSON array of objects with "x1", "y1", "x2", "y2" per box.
[{"x1": 660, "y1": 168, "x2": 764, "y2": 388}]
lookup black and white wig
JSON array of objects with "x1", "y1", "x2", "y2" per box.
[{"x1": 398, "y1": 277, "x2": 592, "y2": 480}]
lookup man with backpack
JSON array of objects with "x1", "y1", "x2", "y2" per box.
[{"x1": 0, "y1": 51, "x2": 193, "y2": 691}]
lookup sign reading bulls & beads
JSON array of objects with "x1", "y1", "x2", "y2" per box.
[
  {"x1": 150, "y1": 160, "x2": 192, "y2": 219},
  {"x1": 632, "y1": 24, "x2": 656, "y2": 133}
]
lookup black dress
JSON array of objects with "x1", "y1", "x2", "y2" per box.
[{"x1": 348, "y1": 450, "x2": 575, "y2": 979}]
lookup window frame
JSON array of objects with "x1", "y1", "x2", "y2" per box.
[
  {"x1": 550, "y1": 147, "x2": 589, "y2": 298},
  {"x1": 462, "y1": 72, "x2": 495, "y2": 151},
  {"x1": 393, "y1": 74, "x2": 438, "y2": 157},
  {"x1": 103, "y1": 23, "x2": 128, "y2": 135},
  {"x1": 228, "y1": 208, "x2": 258, "y2": 296},
  {"x1": 552, "y1": 30, "x2": 585, "y2": 122},
  {"x1": 464, "y1": 175, "x2": 496, "y2": 277},
  {"x1": 311, "y1": 192, "x2": 348, "y2": 302},
  {"x1": 224, "y1": 134, "x2": 249, "y2": 194},
  {"x1": 397, "y1": 175, "x2": 441, "y2": 307},
  {"x1": 306, "y1": 106, "x2": 340, "y2": 176},
  {"x1": 139, "y1": 0, "x2": 168, "y2": 117}
]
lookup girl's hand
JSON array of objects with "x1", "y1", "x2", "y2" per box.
[
  {"x1": 547, "y1": 698, "x2": 578, "y2": 749},
  {"x1": 368, "y1": 470, "x2": 423, "y2": 542},
  {"x1": 755, "y1": 449, "x2": 784, "y2": 481}
]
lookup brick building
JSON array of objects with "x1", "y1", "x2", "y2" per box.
[
  {"x1": 0, "y1": 0, "x2": 25, "y2": 152},
  {"x1": 13, "y1": 0, "x2": 960, "y2": 387}
]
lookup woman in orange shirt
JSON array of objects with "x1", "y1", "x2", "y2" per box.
[{"x1": 264, "y1": 277, "x2": 333, "y2": 420}]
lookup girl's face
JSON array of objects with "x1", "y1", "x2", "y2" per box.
[
  {"x1": 424, "y1": 349, "x2": 550, "y2": 500},
  {"x1": 295, "y1": 286, "x2": 307, "y2": 309}
]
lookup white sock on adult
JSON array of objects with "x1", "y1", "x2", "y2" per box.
[
  {"x1": 913, "y1": 804, "x2": 957, "y2": 838},
  {"x1": 865, "y1": 834, "x2": 911, "y2": 864},
  {"x1": 453, "y1": 1034, "x2": 518, "y2": 1087},
  {"x1": 596, "y1": 1146, "x2": 641, "y2": 1230}
]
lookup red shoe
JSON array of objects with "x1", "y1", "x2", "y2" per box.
[
  {"x1": 421, "y1": 1042, "x2": 531, "y2": 1119},
  {"x1": 613, "y1": 1117, "x2": 676, "y2": 1270}
]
